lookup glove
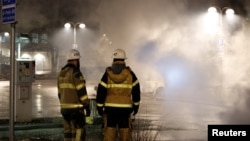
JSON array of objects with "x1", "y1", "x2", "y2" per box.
[
  {"x1": 97, "y1": 107, "x2": 104, "y2": 116},
  {"x1": 85, "y1": 116, "x2": 94, "y2": 125},
  {"x1": 133, "y1": 105, "x2": 139, "y2": 116}
]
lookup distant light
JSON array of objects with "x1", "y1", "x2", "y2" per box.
[
  {"x1": 78, "y1": 23, "x2": 86, "y2": 28},
  {"x1": 64, "y1": 23, "x2": 71, "y2": 28},
  {"x1": 34, "y1": 53, "x2": 44, "y2": 60},
  {"x1": 225, "y1": 8, "x2": 234, "y2": 15},
  {"x1": 21, "y1": 53, "x2": 31, "y2": 59},
  {"x1": 166, "y1": 67, "x2": 185, "y2": 88},
  {"x1": 208, "y1": 7, "x2": 217, "y2": 13},
  {"x1": 204, "y1": 9, "x2": 219, "y2": 34},
  {"x1": 4, "y1": 32, "x2": 9, "y2": 37}
]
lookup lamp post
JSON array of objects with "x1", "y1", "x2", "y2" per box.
[
  {"x1": 64, "y1": 22, "x2": 86, "y2": 49},
  {"x1": 207, "y1": 6, "x2": 235, "y2": 58},
  {"x1": 207, "y1": 6, "x2": 235, "y2": 96}
]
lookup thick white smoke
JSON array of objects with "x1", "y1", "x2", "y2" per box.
[
  {"x1": 96, "y1": 0, "x2": 250, "y2": 124},
  {"x1": 49, "y1": 0, "x2": 250, "y2": 124}
]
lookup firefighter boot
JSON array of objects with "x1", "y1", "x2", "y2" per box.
[
  {"x1": 119, "y1": 128, "x2": 131, "y2": 141},
  {"x1": 104, "y1": 127, "x2": 116, "y2": 141}
]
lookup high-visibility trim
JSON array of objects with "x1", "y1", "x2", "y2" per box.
[
  {"x1": 97, "y1": 103, "x2": 104, "y2": 107},
  {"x1": 100, "y1": 81, "x2": 108, "y2": 88},
  {"x1": 132, "y1": 80, "x2": 139, "y2": 86},
  {"x1": 76, "y1": 83, "x2": 84, "y2": 90},
  {"x1": 60, "y1": 103, "x2": 83, "y2": 109},
  {"x1": 59, "y1": 83, "x2": 76, "y2": 89},
  {"x1": 108, "y1": 84, "x2": 132, "y2": 88},
  {"x1": 105, "y1": 103, "x2": 132, "y2": 108},
  {"x1": 100, "y1": 81, "x2": 134, "y2": 89},
  {"x1": 133, "y1": 101, "x2": 140, "y2": 106},
  {"x1": 80, "y1": 95, "x2": 88, "y2": 101}
]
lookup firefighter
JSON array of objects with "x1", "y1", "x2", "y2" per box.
[
  {"x1": 96, "y1": 48, "x2": 141, "y2": 141},
  {"x1": 57, "y1": 49, "x2": 90, "y2": 141}
]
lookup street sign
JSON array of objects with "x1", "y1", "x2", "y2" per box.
[
  {"x1": 2, "y1": 0, "x2": 16, "y2": 6},
  {"x1": 1, "y1": 0, "x2": 16, "y2": 24},
  {"x1": 2, "y1": 7, "x2": 16, "y2": 23}
]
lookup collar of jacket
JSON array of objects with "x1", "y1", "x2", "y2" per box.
[
  {"x1": 107, "y1": 67, "x2": 130, "y2": 83},
  {"x1": 109, "y1": 61, "x2": 126, "y2": 74},
  {"x1": 62, "y1": 63, "x2": 76, "y2": 70}
]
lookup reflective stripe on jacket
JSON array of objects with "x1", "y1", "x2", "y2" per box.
[
  {"x1": 99, "y1": 79, "x2": 139, "y2": 108},
  {"x1": 96, "y1": 61, "x2": 141, "y2": 115},
  {"x1": 98, "y1": 61, "x2": 140, "y2": 108},
  {"x1": 57, "y1": 64, "x2": 89, "y2": 110}
]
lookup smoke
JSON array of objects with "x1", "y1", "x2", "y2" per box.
[
  {"x1": 219, "y1": 25, "x2": 250, "y2": 124},
  {"x1": 96, "y1": 0, "x2": 250, "y2": 125},
  {"x1": 16, "y1": 0, "x2": 51, "y2": 32},
  {"x1": 15, "y1": 0, "x2": 249, "y2": 125}
]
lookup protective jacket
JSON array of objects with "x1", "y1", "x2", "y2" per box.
[
  {"x1": 96, "y1": 61, "x2": 140, "y2": 115},
  {"x1": 58, "y1": 63, "x2": 89, "y2": 114}
]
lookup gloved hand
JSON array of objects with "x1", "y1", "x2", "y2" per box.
[
  {"x1": 85, "y1": 116, "x2": 94, "y2": 125},
  {"x1": 133, "y1": 105, "x2": 139, "y2": 116},
  {"x1": 97, "y1": 107, "x2": 104, "y2": 116}
]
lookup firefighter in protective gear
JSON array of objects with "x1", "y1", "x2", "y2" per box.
[
  {"x1": 57, "y1": 49, "x2": 90, "y2": 141},
  {"x1": 96, "y1": 48, "x2": 141, "y2": 141}
]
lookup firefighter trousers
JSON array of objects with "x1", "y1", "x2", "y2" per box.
[
  {"x1": 62, "y1": 113, "x2": 86, "y2": 141},
  {"x1": 103, "y1": 114, "x2": 132, "y2": 141}
]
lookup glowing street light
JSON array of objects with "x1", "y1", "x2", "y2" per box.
[
  {"x1": 64, "y1": 22, "x2": 86, "y2": 49},
  {"x1": 207, "y1": 6, "x2": 235, "y2": 96},
  {"x1": 207, "y1": 7, "x2": 235, "y2": 34},
  {"x1": 207, "y1": 6, "x2": 235, "y2": 54}
]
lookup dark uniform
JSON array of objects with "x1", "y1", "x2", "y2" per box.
[
  {"x1": 96, "y1": 60, "x2": 141, "y2": 141},
  {"x1": 58, "y1": 62, "x2": 89, "y2": 141}
]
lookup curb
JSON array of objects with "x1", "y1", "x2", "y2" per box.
[
  {"x1": 0, "y1": 123, "x2": 62, "y2": 131},
  {"x1": 0, "y1": 117, "x2": 103, "y2": 131}
]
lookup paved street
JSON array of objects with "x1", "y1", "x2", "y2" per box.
[
  {"x1": 0, "y1": 79, "x2": 61, "y2": 119},
  {"x1": 0, "y1": 79, "x2": 233, "y2": 140}
]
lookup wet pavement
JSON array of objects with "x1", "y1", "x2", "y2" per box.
[
  {"x1": 0, "y1": 79, "x2": 104, "y2": 140},
  {"x1": 0, "y1": 79, "x2": 232, "y2": 141},
  {"x1": 0, "y1": 117, "x2": 104, "y2": 141}
]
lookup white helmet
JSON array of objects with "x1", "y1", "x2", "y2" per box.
[
  {"x1": 112, "y1": 48, "x2": 127, "y2": 59},
  {"x1": 67, "y1": 49, "x2": 81, "y2": 60}
]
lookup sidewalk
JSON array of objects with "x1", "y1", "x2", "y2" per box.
[{"x1": 0, "y1": 117, "x2": 103, "y2": 141}]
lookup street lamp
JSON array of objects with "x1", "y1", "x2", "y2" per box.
[
  {"x1": 207, "y1": 7, "x2": 235, "y2": 35},
  {"x1": 64, "y1": 22, "x2": 86, "y2": 49},
  {"x1": 207, "y1": 6, "x2": 235, "y2": 96},
  {"x1": 207, "y1": 6, "x2": 235, "y2": 55}
]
